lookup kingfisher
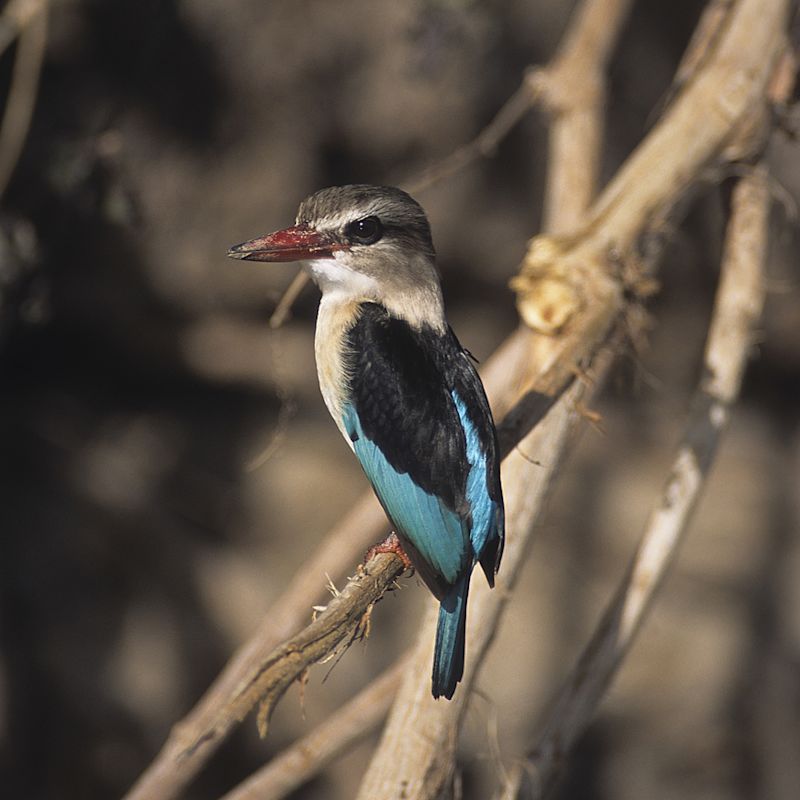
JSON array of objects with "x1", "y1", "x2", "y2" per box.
[{"x1": 228, "y1": 185, "x2": 504, "y2": 699}]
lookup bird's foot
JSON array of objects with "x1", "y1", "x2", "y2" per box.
[{"x1": 365, "y1": 532, "x2": 414, "y2": 572}]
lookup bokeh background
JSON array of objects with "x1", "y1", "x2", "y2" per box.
[{"x1": 1, "y1": 1, "x2": 799, "y2": 798}]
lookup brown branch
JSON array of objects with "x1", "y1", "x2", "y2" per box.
[
  {"x1": 402, "y1": 80, "x2": 542, "y2": 195},
  {"x1": 499, "y1": 160, "x2": 771, "y2": 800}
]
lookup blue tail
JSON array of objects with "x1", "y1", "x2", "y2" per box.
[{"x1": 432, "y1": 572, "x2": 470, "y2": 700}]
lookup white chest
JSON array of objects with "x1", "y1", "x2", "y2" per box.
[{"x1": 314, "y1": 294, "x2": 359, "y2": 450}]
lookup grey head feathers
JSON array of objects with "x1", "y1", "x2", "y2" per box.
[
  {"x1": 297, "y1": 185, "x2": 445, "y2": 331},
  {"x1": 297, "y1": 185, "x2": 436, "y2": 260}
]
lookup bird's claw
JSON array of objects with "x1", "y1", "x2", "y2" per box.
[{"x1": 365, "y1": 532, "x2": 414, "y2": 572}]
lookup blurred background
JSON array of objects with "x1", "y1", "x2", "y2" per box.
[{"x1": 1, "y1": 1, "x2": 798, "y2": 798}]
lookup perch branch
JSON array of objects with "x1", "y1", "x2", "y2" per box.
[
  {"x1": 225, "y1": 552, "x2": 403, "y2": 740},
  {"x1": 125, "y1": 335, "x2": 544, "y2": 800},
  {"x1": 123, "y1": 492, "x2": 388, "y2": 800},
  {"x1": 498, "y1": 160, "x2": 770, "y2": 800}
]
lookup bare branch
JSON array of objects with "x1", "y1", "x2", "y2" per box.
[
  {"x1": 267, "y1": 269, "x2": 310, "y2": 328},
  {"x1": 532, "y1": 0, "x2": 637, "y2": 233},
  {"x1": 498, "y1": 160, "x2": 771, "y2": 800}
]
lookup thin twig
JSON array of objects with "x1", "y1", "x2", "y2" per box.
[
  {"x1": 268, "y1": 270, "x2": 309, "y2": 329},
  {"x1": 498, "y1": 161, "x2": 770, "y2": 800},
  {"x1": 403, "y1": 80, "x2": 542, "y2": 195}
]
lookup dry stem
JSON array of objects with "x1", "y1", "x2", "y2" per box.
[{"x1": 498, "y1": 161, "x2": 770, "y2": 800}]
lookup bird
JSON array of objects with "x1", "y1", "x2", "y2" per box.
[{"x1": 228, "y1": 185, "x2": 504, "y2": 699}]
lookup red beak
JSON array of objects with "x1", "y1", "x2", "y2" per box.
[{"x1": 227, "y1": 223, "x2": 344, "y2": 263}]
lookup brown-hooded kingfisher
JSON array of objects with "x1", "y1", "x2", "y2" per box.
[{"x1": 228, "y1": 185, "x2": 504, "y2": 699}]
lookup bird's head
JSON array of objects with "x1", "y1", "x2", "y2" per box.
[{"x1": 228, "y1": 185, "x2": 445, "y2": 328}]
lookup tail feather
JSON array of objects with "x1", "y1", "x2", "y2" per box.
[{"x1": 432, "y1": 572, "x2": 470, "y2": 700}]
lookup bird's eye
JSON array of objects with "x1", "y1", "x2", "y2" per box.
[{"x1": 346, "y1": 216, "x2": 383, "y2": 245}]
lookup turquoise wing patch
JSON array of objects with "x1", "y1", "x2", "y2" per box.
[
  {"x1": 451, "y1": 391, "x2": 501, "y2": 561},
  {"x1": 343, "y1": 403, "x2": 469, "y2": 585}
]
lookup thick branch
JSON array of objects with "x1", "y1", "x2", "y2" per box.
[
  {"x1": 533, "y1": 0, "x2": 636, "y2": 232},
  {"x1": 499, "y1": 161, "x2": 770, "y2": 800}
]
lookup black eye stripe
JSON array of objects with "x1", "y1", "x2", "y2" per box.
[{"x1": 345, "y1": 215, "x2": 383, "y2": 245}]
